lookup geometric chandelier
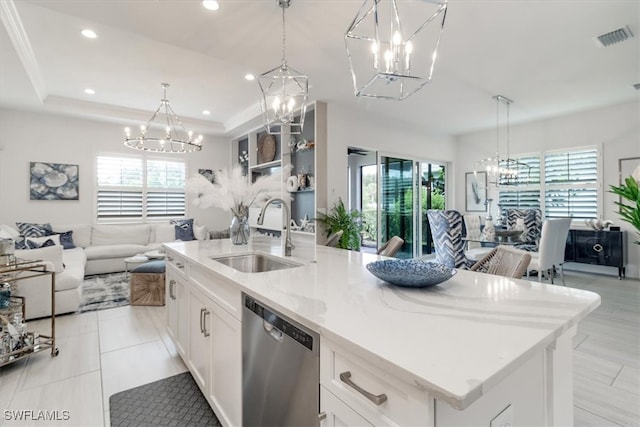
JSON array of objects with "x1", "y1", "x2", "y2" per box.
[
  {"x1": 345, "y1": 0, "x2": 448, "y2": 100},
  {"x1": 257, "y1": 0, "x2": 308, "y2": 135},
  {"x1": 124, "y1": 83, "x2": 203, "y2": 153},
  {"x1": 475, "y1": 95, "x2": 530, "y2": 186}
]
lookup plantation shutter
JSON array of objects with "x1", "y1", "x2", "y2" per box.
[
  {"x1": 544, "y1": 149, "x2": 598, "y2": 219},
  {"x1": 96, "y1": 156, "x2": 186, "y2": 221},
  {"x1": 97, "y1": 156, "x2": 143, "y2": 220}
]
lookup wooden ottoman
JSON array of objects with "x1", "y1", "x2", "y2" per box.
[{"x1": 129, "y1": 260, "x2": 166, "y2": 306}]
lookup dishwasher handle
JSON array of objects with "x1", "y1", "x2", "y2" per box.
[{"x1": 263, "y1": 320, "x2": 284, "y2": 342}]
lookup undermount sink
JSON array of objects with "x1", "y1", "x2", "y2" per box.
[{"x1": 210, "y1": 252, "x2": 302, "y2": 273}]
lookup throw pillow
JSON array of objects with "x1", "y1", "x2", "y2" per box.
[
  {"x1": 16, "y1": 222, "x2": 53, "y2": 237},
  {"x1": 54, "y1": 230, "x2": 76, "y2": 250},
  {"x1": 25, "y1": 234, "x2": 61, "y2": 249},
  {"x1": 171, "y1": 218, "x2": 196, "y2": 241},
  {"x1": 15, "y1": 245, "x2": 64, "y2": 273}
]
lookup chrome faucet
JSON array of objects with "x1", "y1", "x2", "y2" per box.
[{"x1": 257, "y1": 197, "x2": 295, "y2": 257}]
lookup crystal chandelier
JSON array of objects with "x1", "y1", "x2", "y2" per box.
[
  {"x1": 475, "y1": 95, "x2": 530, "y2": 186},
  {"x1": 124, "y1": 83, "x2": 203, "y2": 153},
  {"x1": 344, "y1": 0, "x2": 448, "y2": 100},
  {"x1": 257, "y1": 0, "x2": 308, "y2": 135}
]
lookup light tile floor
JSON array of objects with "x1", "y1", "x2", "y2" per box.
[
  {"x1": 0, "y1": 270, "x2": 637, "y2": 426},
  {"x1": 0, "y1": 306, "x2": 186, "y2": 426}
]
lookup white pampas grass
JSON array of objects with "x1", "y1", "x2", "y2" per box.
[{"x1": 185, "y1": 165, "x2": 291, "y2": 217}]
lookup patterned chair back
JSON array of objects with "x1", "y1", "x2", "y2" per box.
[
  {"x1": 427, "y1": 210, "x2": 466, "y2": 269},
  {"x1": 506, "y1": 209, "x2": 542, "y2": 250}
]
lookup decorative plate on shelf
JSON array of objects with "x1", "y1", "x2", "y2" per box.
[
  {"x1": 257, "y1": 134, "x2": 276, "y2": 164},
  {"x1": 366, "y1": 259, "x2": 456, "y2": 288}
]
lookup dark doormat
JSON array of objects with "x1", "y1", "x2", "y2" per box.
[{"x1": 109, "y1": 372, "x2": 221, "y2": 426}]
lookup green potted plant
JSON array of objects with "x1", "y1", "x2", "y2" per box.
[
  {"x1": 316, "y1": 198, "x2": 363, "y2": 250},
  {"x1": 609, "y1": 175, "x2": 640, "y2": 244}
]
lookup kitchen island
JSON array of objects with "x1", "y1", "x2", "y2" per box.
[{"x1": 164, "y1": 237, "x2": 600, "y2": 426}]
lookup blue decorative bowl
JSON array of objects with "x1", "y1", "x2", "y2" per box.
[{"x1": 366, "y1": 259, "x2": 457, "y2": 288}]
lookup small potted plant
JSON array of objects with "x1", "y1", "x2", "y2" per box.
[
  {"x1": 316, "y1": 198, "x2": 363, "y2": 250},
  {"x1": 609, "y1": 175, "x2": 640, "y2": 245}
]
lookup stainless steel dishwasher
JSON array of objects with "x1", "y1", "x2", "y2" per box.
[{"x1": 242, "y1": 293, "x2": 320, "y2": 427}]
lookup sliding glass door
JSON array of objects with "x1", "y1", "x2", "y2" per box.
[
  {"x1": 378, "y1": 154, "x2": 416, "y2": 259},
  {"x1": 377, "y1": 154, "x2": 446, "y2": 258},
  {"x1": 347, "y1": 147, "x2": 446, "y2": 258}
]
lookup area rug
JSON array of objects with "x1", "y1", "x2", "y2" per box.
[
  {"x1": 79, "y1": 272, "x2": 129, "y2": 312},
  {"x1": 109, "y1": 372, "x2": 221, "y2": 427}
]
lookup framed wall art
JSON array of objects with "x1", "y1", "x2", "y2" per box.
[
  {"x1": 30, "y1": 162, "x2": 79, "y2": 200},
  {"x1": 465, "y1": 171, "x2": 487, "y2": 212}
]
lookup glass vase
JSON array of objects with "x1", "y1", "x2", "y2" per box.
[{"x1": 230, "y1": 213, "x2": 250, "y2": 245}]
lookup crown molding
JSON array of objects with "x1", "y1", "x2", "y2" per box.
[
  {"x1": 0, "y1": 0, "x2": 46, "y2": 103},
  {"x1": 43, "y1": 95, "x2": 226, "y2": 135}
]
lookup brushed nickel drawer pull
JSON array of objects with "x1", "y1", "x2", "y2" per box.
[
  {"x1": 176, "y1": 262, "x2": 185, "y2": 269},
  {"x1": 167, "y1": 256, "x2": 174, "y2": 262},
  {"x1": 169, "y1": 280, "x2": 176, "y2": 300},
  {"x1": 202, "y1": 310, "x2": 211, "y2": 337},
  {"x1": 593, "y1": 243, "x2": 603, "y2": 253},
  {"x1": 339, "y1": 371, "x2": 388, "y2": 406}
]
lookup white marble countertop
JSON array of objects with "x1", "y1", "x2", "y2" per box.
[{"x1": 164, "y1": 237, "x2": 600, "y2": 410}]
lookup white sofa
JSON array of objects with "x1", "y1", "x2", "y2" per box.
[{"x1": 11, "y1": 222, "x2": 209, "y2": 319}]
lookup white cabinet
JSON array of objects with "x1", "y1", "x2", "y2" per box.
[
  {"x1": 321, "y1": 337, "x2": 433, "y2": 427},
  {"x1": 321, "y1": 386, "x2": 374, "y2": 427},
  {"x1": 166, "y1": 270, "x2": 188, "y2": 359},
  {"x1": 165, "y1": 248, "x2": 242, "y2": 427},
  {"x1": 188, "y1": 285, "x2": 213, "y2": 392},
  {"x1": 209, "y1": 299, "x2": 242, "y2": 427}
]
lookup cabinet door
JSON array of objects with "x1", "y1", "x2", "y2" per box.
[
  {"x1": 209, "y1": 302, "x2": 242, "y2": 427},
  {"x1": 166, "y1": 268, "x2": 189, "y2": 359},
  {"x1": 175, "y1": 277, "x2": 189, "y2": 359},
  {"x1": 188, "y1": 287, "x2": 213, "y2": 393},
  {"x1": 321, "y1": 386, "x2": 373, "y2": 427},
  {"x1": 166, "y1": 271, "x2": 178, "y2": 341}
]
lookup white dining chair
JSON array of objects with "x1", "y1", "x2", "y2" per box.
[
  {"x1": 463, "y1": 214, "x2": 493, "y2": 262},
  {"x1": 526, "y1": 218, "x2": 572, "y2": 285}
]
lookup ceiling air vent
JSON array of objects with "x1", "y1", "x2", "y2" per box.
[{"x1": 594, "y1": 25, "x2": 634, "y2": 47}]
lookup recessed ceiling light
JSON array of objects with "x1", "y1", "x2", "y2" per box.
[
  {"x1": 202, "y1": 110, "x2": 211, "y2": 115},
  {"x1": 245, "y1": 74, "x2": 255, "y2": 81},
  {"x1": 202, "y1": 1, "x2": 220, "y2": 11},
  {"x1": 81, "y1": 29, "x2": 97, "y2": 39},
  {"x1": 84, "y1": 88, "x2": 95, "y2": 95}
]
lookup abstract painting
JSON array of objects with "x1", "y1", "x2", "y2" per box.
[
  {"x1": 30, "y1": 162, "x2": 79, "y2": 200},
  {"x1": 465, "y1": 171, "x2": 486, "y2": 212}
]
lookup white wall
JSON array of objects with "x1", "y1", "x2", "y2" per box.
[
  {"x1": 455, "y1": 100, "x2": 640, "y2": 278},
  {"x1": 325, "y1": 103, "x2": 457, "y2": 210},
  {"x1": 0, "y1": 108, "x2": 231, "y2": 232}
]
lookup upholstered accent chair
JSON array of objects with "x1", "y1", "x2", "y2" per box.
[
  {"x1": 426, "y1": 210, "x2": 469, "y2": 269},
  {"x1": 506, "y1": 208, "x2": 543, "y2": 251}
]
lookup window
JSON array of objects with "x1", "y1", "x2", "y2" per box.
[
  {"x1": 498, "y1": 148, "x2": 599, "y2": 219},
  {"x1": 96, "y1": 155, "x2": 185, "y2": 221},
  {"x1": 544, "y1": 149, "x2": 598, "y2": 219}
]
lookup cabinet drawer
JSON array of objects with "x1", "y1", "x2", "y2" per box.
[
  {"x1": 166, "y1": 252, "x2": 188, "y2": 276},
  {"x1": 321, "y1": 386, "x2": 373, "y2": 427},
  {"x1": 321, "y1": 339, "x2": 431, "y2": 427},
  {"x1": 189, "y1": 263, "x2": 242, "y2": 321}
]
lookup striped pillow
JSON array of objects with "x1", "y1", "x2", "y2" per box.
[{"x1": 16, "y1": 222, "x2": 53, "y2": 237}]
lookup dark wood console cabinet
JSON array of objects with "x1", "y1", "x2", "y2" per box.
[{"x1": 565, "y1": 229, "x2": 627, "y2": 279}]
